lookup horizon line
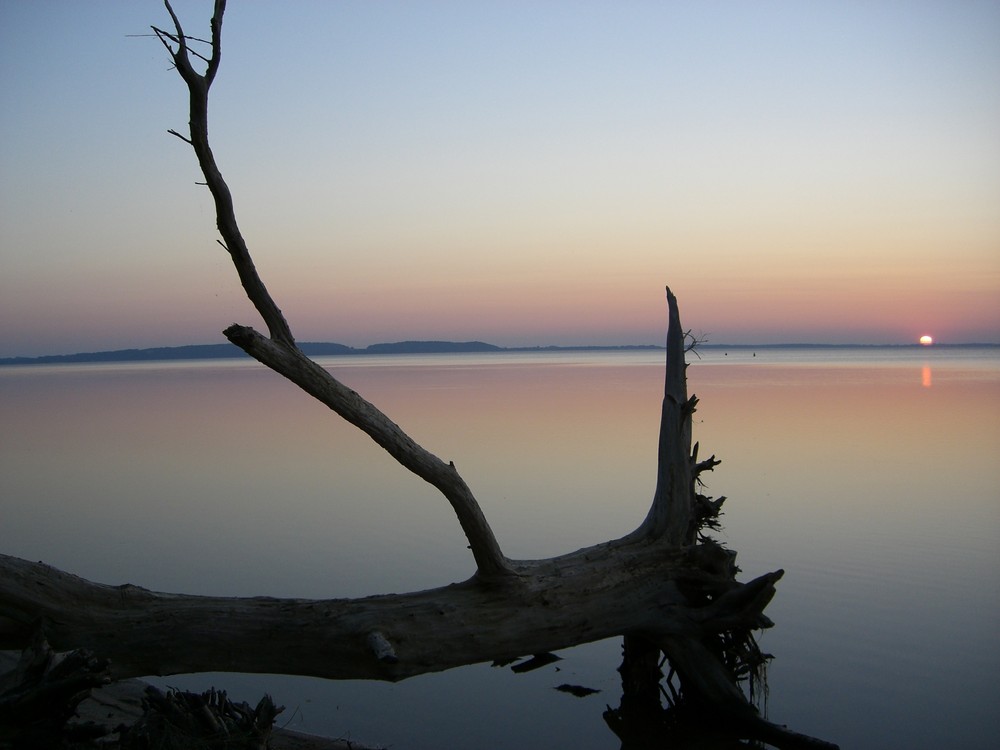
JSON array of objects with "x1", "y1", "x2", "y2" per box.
[{"x1": 2, "y1": 339, "x2": 998, "y2": 366}]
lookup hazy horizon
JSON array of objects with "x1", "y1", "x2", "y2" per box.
[
  {"x1": 4, "y1": 313, "x2": 999, "y2": 360},
  {"x1": 4, "y1": 336, "x2": 999, "y2": 364},
  {"x1": 2, "y1": 2, "x2": 998, "y2": 358}
]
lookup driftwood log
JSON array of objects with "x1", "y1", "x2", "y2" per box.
[{"x1": 0, "y1": 2, "x2": 837, "y2": 748}]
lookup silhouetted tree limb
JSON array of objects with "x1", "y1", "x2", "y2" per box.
[
  {"x1": 152, "y1": 0, "x2": 510, "y2": 578},
  {"x1": 223, "y1": 324, "x2": 511, "y2": 577},
  {"x1": 0, "y1": 544, "x2": 780, "y2": 683},
  {"x1": 631, "y1": 289, "x2": 695, "y2": 544},
  {"x1": 152, "y1": 0, "x2": 293, "y2": 349}
]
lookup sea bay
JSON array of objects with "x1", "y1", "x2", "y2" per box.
[{"x1": 1, "y1": 347, "x2": 997, "y2": 748}]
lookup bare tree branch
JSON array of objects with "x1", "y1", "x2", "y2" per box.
[
  {"x1": 630, "y1": 287, "x2": 694, "y2": 544},
  {"x1": 0, "y1": 551, "x2": 781, "y2": 683},
  {"x1": 156, "y1": 0, "x2": 294, "y2": 348},
  {"x1": 166, "y1": 128, "x2": 192, "y2": 144},
  {"x1": 155, "y1": 0, "x2": 511, "y2": 578},
  {"x1": 224, "y1": 325, "x2": 511, "y2": 577}
]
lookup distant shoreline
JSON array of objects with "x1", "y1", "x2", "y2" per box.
[{"x1": 2, "y1": 340, "x2": 997, "y2": 366}]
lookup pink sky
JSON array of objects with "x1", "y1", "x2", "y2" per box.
[{"x1": 1, "y1": 2, "x2": 998, "y2": 357}]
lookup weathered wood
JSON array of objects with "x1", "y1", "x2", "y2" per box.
[
  {"x1": 156, "y1": 0, "x2": 293, "y2": 349},
  {"x1": 152, "y1": 0, "x2": 511, "y2": 579},
  {"x1": 0, "y1": 541, "x2": 778, "y2": 683},
  {"x1": 0, "y1": 635, "x2": 111, "y2": 747},
  {"x1": 632, "y1": 288, "x2": 695, "y2": 545},
  {"x1": 222, "y1": 324, "x2": 512, "y2": 578},
  {"x1": 117, "y1": 686, "x2": 281, "y2": 750}
]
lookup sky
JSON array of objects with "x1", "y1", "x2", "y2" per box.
[{"x1": 1, "y1": 1, "x2": 998, "y2": 356}]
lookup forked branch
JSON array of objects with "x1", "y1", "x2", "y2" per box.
[
  {"x1": 153, "y1": 0, "x2": 292, "y2": 348},
  {"x1": 155, "y1": 0, "x2": 511, "y2": 578},
  {"x1": 153, "y1": 0, "x2": 706, "y2": 576}
]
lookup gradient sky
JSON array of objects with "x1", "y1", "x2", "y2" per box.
[{"x1": 1, "y1": 1, "x2": 998, "y2": 356}]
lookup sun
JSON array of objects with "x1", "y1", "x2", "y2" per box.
[{"x1": 919, "y1": 335, "x2": 934, "y2": 346}]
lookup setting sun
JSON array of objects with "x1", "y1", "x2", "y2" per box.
[{"x1": 919, "y1": 335, "x2": 934, "y2": 346}]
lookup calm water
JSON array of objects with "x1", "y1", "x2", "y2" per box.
[{"x1": 2, "y1": 347, "x2": 998, "y2": 748}]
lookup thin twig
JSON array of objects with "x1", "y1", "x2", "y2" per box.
[{"x1": 167, "y1": 128, "x2": 192, "y2": 144}]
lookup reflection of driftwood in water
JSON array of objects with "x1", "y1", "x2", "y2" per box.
[
  {"x1": 0, "y1": 2, "x2": 838, "y2": 747},
  {"x1": 606, "y1": 637, "x2": 839, "y2": 750}
]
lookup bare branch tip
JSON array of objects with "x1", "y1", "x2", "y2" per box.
[{"x1": 167, "y1": 128, "x2": 192, "y2": 144}]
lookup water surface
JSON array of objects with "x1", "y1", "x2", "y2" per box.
[{"x1": 2, "y1": 347, "x2": 997, "y2": 748}]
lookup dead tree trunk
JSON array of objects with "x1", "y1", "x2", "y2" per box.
[{"x1": 0, "y1": 2, "x2": 837, "y2": 747}]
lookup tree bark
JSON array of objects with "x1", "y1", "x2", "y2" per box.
[
  {"x1": 0, "y1": 542, "x2": 778, "y2": 684},
  {"x1": 631, "y1": 289, "x2": 695, "y2": 545}
]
